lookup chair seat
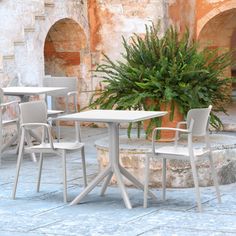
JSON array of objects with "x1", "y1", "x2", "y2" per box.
[
  {"x1": 25, "y1": 142, "x2": 84, "y2": 151},
  {"x1": 154, "y1": 146, "x2": 209, "y2": 158},
  {"x1": 47, "y1": 109, "x2": 64, "y2": 116}
]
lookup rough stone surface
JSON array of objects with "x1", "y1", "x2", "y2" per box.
[
  {"x1": 1, "y1": 0, "x2": 236, "y2": 145},
  {"x1": 96, "y1": 133, "x2": 236, "y2": 188},
  {"x1": 0, "y1": 127, "x2": 236, "y2": 235}
]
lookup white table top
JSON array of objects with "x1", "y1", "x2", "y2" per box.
[
  {"x1": 2, "y1": 86, "x2": 66, "y2": 96},
  {"x1": 58, "y1": 110, "x2": 167, "y2": 123}
]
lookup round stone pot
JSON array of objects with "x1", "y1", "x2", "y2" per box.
[{"x1": 95, "y1": 133, "x2": 236, "y2": 188}]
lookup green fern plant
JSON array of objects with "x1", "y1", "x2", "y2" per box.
[{"x1": 89, "y1": 23, "x2": 233, "y2": 137}]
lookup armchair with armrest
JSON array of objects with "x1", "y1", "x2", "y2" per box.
[
  {"x1": 143, "y1": 105, "x2": 221, "y2": 212},
  {"x1": 12, "y1": 100, "x2": 87, "y2": 202}
]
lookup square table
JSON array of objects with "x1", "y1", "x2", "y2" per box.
[
  {"x1": 2, "y1": 86, "x2": 67, "y2": 162},
  {"x1": 58, "y1": 109, "x2": 167, "y2": 209},
  {"x1": 2, "y1": 86, "x2": 66, "y2": 102}
]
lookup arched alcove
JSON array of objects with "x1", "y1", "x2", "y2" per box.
[
  {"x1": 44, "y1": 18, "x2": 87, "y2": 77},
  {"x1": 44, "y1": 18, "x2": 91, "y2": 109},
  {"x1": 198, "y1": 9, "x2": 236, "y2": 102}
]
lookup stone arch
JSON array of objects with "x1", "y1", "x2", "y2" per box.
[
  {"x1": 44, "y1": 18, "x2": 91, "y2": 109},
  {"x1": 44, "y1": 18, "x2": 88, "y2": 76},
  {"x1": 196, "y1": 1, "x2": 236, "y2": 39},
  {"x1": 198, "y1": 8, "x2": 236, "y2": 102},
  {"x1": 198, "y1": 8, "x2": 236, "y2": 74}
]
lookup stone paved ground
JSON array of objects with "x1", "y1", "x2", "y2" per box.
[{"x1": 0, "y1": 126, "x2": 236, "y2": 236}]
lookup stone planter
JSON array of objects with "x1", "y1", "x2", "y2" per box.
[{"x1": 95, "y1": 133, "x2": 236, "y2": 188}]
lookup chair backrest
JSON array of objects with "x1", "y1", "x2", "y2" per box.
[
  {"x1": 19, "y1": 100, "x2": 47, "y2": 124},
  {"x1": 43, "y1": 76, "x2": 77, "y2": 97},
  {"x1": 186, "y1": 105, "x2": 212, "y2": 136}
]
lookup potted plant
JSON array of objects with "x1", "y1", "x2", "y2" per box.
[{"x1": 89, "y1": 23, "x2": 233, "y2": 139}]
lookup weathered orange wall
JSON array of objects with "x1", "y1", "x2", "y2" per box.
[
  {"x1": 196, "y1": 0, "x2": 232, "y2": 21},
  {"x1": 168, "y1": 0, "x2": 196, "y2": 36},
  {"x1": 168, "y1": 0, "x2": 235, "y2": 38}
]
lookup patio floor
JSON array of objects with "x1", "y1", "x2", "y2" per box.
[{"x1": 1, "y1": 126, "x2": 236, "y2": 236}]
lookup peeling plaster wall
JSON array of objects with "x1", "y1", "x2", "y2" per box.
[
  {"x1": 1, "y1": 0, "x2": 236, "y2": 109},
  {"x1": 0, "y1": 0, "x2": 166, "y2": 108},
  {"x1": 168, "y1": 0, "x2": 196, "y2": 37},
  {"x1": 88, "y1": 0, "x2": 167, "y2": 91},
  {"x1": 0, "y1": 0, "x2": 90, "y2": 109}
]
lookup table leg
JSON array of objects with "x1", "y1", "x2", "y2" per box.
[
  {"x1": 108, "y1": 123, "x2": 132, "y2": 209},
  {"x1": 120, "y1": 166, "x2": 157, "y2": 201},
  {"x1": 100, "y1": 172, "x2": 113, "y2": 196},
  {"x1": 70, "y1": 165, "x2": 112, "y2": 205}
]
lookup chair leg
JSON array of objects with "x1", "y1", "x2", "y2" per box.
[
  {"x1": 12, "y1": 136, "x2": 25, "y2": 199},
  {"x1": 162, "y1": 158, "x2": 167, "y2": 201},
  {"x1": 62, "y1": 150, "x2": 68, "y2": 203},
  {"x1": 143, "y1": 156, "x2": 150, "y2": 208},
  {"x1": 190, "y1": 155, "x2": 202, "y2": 212},
  {"x1": 37, "y1": 153, "x2": 44, "y2": 192},
  {"x1": 0, "y1": 123, "x2": 2, "y2": 166},
  {"x1": 208, "y1": 152, "x2": 221, "y2": 203},
  {"x1": 81, "y1": 147, "x2": 87, "y2": 187},
  {"x1": 56, "y1": 120, "x2": 60, "y2": 142},
  {"x1": 0, "y1": 141, "x2": 2, "y2": 166},
  {"x1": 25, "y1": 131, "x2": 37, "y2": 162}
]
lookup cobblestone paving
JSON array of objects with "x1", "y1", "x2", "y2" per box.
[{"x1": 0, "y1": 127, "x2": 236, "y2": 236}]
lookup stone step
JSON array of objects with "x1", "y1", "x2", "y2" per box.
[
  {"x1": 24, "y1": 27, "x2": 35, "y2": 33},
  {"x1": 2, "y1": 55, "x2": 15, "y2": 60},
  {"x1": 35, "y1": 15, "x2": 46, "y2": 21},
  {"x1": 44, "y1": 1, "x2": 55, "y2": 8},
  {"x1": 14, "y1": 41, "x2": 25, "y2": 46}
]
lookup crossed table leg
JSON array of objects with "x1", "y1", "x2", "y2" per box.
[{"x1": 70, "y1": 123, "x2": 157, "y2": 209}]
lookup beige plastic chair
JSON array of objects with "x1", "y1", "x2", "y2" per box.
[
  {"x1": 0, "y1": 88, "x2": 19, "y2": 164},
  {"x1": 143, "y1": 105, "x2": 221, "y2": 212},
  {"x1": 43, "y1": 76, "x2": 78, "y2": 115},
  {"x1": 12, "y1": 100, "x2": 87, "y2": 202},
  {"x1": 43, "y1": 76, "x2": 79, "y2": 139}
]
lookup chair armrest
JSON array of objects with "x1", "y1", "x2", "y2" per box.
[
  {"x1": 66, "y1": 91, "x2": 78, "y2": 113},
  {"x1": 21, "y1": 123, "x2": 55, "y2": 149},
  {"x1": 67, "y1": 91, "x2": 78, "y2": 97},
  {"x1": 0, "y1": 100, "x2": 19, "y2": 108},
  {"x1": 152, "y1": 127, "x2": 190, "y2": 133},
  {"x1": 152, "y1": 127, "x2": 190, "y2": 154},
  {"x1": 175, "y1": 121, "x2": 188, "y2": 146},
  {"x1": 21, "y1": 123, "x2": 51, "y2": 128}
]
